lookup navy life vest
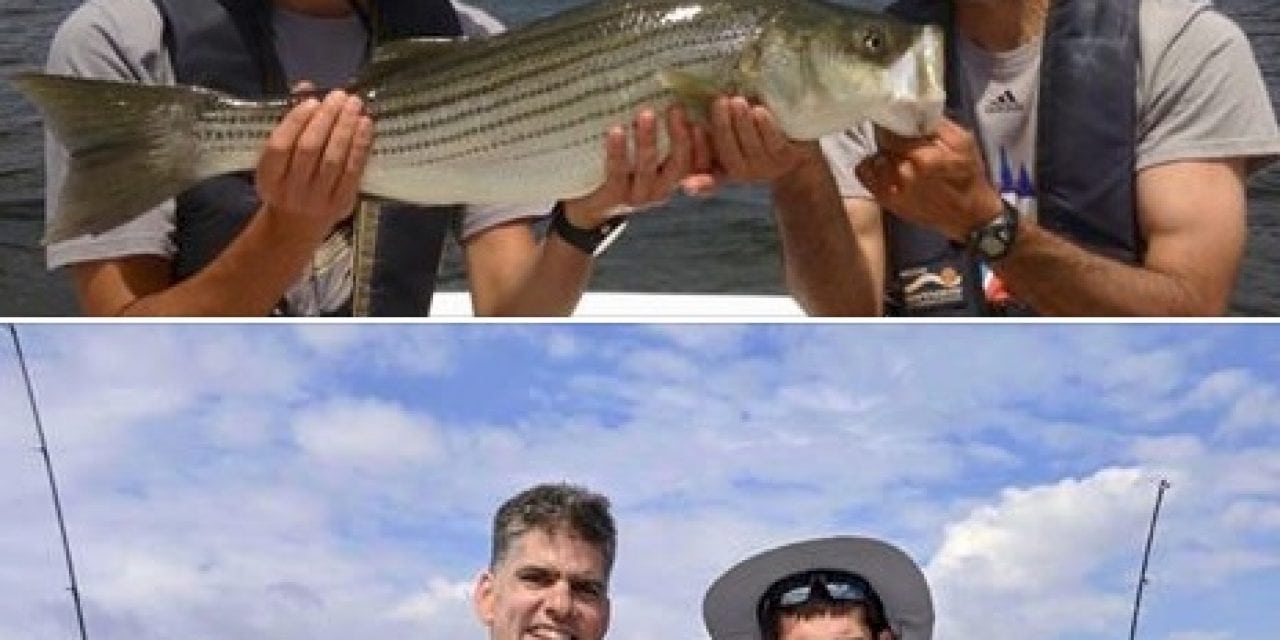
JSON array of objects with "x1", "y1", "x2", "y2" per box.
[
  {"x1": 151, "y1": 0, "x2": 464, "y2": 316},
  {"x1": 881, "y1": 0, "x2": 1140, "y2": 316}
]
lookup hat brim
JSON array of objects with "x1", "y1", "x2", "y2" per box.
[{"x1": 702, "y1": 536, "x2": 933, "y2": 640}]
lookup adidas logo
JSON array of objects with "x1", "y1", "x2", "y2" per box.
[{"x1": 984, "y1": 89, "x2": 1025, "y2": 114}]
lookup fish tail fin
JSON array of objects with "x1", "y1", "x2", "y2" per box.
[{"x1": 11, "y1": 72, "x2": 226, "y2": 244}]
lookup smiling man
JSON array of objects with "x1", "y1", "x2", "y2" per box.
[{"x1": 474, "y1": 483, "x2": 615, "y2": 640}]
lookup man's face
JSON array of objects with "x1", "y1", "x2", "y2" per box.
[
  {"x1": 776, "y1": 605, "x2": 879, "y2": 640},
  {"x1": 474, "y1": 527, "x2": 610, "y2": 640}
]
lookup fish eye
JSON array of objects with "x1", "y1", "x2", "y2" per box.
[{"x1": 863, "y1": 28, "x2": 886, "y2": 54}]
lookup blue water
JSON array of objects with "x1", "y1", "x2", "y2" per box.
[{"x1": 1, "y1": 0, "x2": 1277, "y2": 315}]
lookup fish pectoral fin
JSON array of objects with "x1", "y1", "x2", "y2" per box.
[
  {"x1": 354, "y1": 37, "x2": 473, "y2": 88},
  {"x1": 657, "y1": 69, "x2": 723, "y2": 123}
]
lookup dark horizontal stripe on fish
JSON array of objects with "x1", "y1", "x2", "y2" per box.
[
  {"x1": 194, "y1": 103, "x2": 288, "y2": 143},
  {"x1": 193, "y1": 123, "x2": 276, "y2": 152},
  {"x1": 369, "y1": 9, "x2": 763, "y2": 122},
  {"x1": 375, "y1": 83, "x2": 673, "y2": 165},
  {"x1": 391, "y1": 0, "x2": 763, "y2": 88},
  {"x1": 373, "y1": 44, "x2": 736, "y2": 155},
  {"x1": 374, "y1": 59, "x2": 720, "y2": 162},
  {"x1": 199, "y1": 110, "x2": 283, "y2": 126},
  {"x1": 195, "y1": 124, "x2": 271, "y2": 142},
  {"x1": 372, "y1": 27, "x2": 685, "y2": 121}
]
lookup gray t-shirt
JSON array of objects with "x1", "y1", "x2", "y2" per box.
[
  {"x1": 43, "y1": 0, "x2": 543, "y2": 313},
  {"x1": 822, "y1": 0, "x2": 1280, "y2": 240}
]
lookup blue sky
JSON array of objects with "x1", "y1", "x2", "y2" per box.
[{"x1": 2, "y1": 324, "x2": 1278, "y2": 640}]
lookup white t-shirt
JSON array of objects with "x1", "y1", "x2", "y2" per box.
[
  {"x1": 820, "y1": 0, "x2": 1280, "y2": 303},
  {"x1": 43, "y1": 0, "x2": 542, "y2": 313}
]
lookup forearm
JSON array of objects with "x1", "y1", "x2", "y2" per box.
[
  {"x1": 482, "y1": 235, "x2": 592, "y2": 316},
  {"x1": 773, "y1": 146, "x2": 880, "y2": 316},
  {"x1": 120, "y1": 205, "x2": 328, "y2": 316},
  {"x1": 996, "y1": 222, "x2": 1224, "y2": 316}
]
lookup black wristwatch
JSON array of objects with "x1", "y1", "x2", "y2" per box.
[
  {"x1": 967, "y1": 199, "x2": 1020, "y2": 262},
  {"x1": 550, "y1": 201, "x2": 629, "y2": 257}
]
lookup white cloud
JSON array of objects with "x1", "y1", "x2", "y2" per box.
[
  {"x1": 1164, "y1": 368, "x2": 1280, "y2": 438},
  {"x1": 290, "y1": 325, "x2": 457, "y2": 377},
  {"x1": 93, "y1": 551, "x2": 210, "y2": 609},
  {"x1": 1093, "y1": 347, "x2": 1187, "y2": 416},
  {"x1": 1186, "y1": 369, "x2": 1252, "y2": 408},
  {"x1": 620, "y1": 347, "x2": 701, "y2": 381},
  {"x1": 642, "y1": 325, "x2": 752, "y2": 359},
  {"x1": 1220, "y1": 499, "x2": 1280, "y2": 532},
  {"x1": 929, "y1": 469, "x2": 1157, "y2": 639},
  {"x1": 544, "y1": 330, "x2": 581, "y2": 360},
  {"x1": 1132, "y1": 434, "x2": 1207, "y2": 463},
  {"x1": 202, "y1": 401, "x2": 279, "y2": 450},
  {"x1": 291, "y1": 397, "x2": 442, "y2": 468},
  {"x1": 1219, "y1": 384, "x2": 1280, "y2": 437},
  {"x1": 1173, "y1": 547, "x2": 1280, "y2": 584},
  {"x1": 292, "y1": 324, "x2": 365, "y2": 356},
  {"x1": 387, "y1": 577, "x2": 478, "y2": 635},
  {"x1": 371, "y1": 330, "x2": 457, "y2": 376},
  {"x1": 1129, "y1": 441, "x2": 1280, "y2": 587}
]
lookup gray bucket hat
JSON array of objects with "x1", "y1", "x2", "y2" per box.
[{"x1": 702, "y1": 536, "x2": 933, "y2": 640}]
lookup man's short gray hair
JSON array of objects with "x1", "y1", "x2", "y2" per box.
[{"x1": 490, "y1": 483, "x2": 616, "y2": 575}]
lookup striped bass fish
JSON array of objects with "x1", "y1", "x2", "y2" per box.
[{"x1": 13, "y1": 0, "x2": 944, "y2": 244}]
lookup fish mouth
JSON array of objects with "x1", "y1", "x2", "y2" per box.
[{"x1": 874, "y1": 24, "x2": 946, "y2": 137}]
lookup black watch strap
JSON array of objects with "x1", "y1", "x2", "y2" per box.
[{"x1": 550, "y1": 201, "x2": 628, "y2": 257}]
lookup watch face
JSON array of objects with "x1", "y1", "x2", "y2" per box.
[
  {"x1": 972, "y1": 203, "x2": 1019, "y2": 260},
  {"x1": 979, "y1": 234, "x2": 1005, "y2": 257}
]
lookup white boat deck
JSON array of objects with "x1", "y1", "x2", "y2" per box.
[{"x1": 430, "y1": 292, "x2": 806, "y2": 317}]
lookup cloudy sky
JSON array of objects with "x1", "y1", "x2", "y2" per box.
[{"x1": 2, "y1": 324, "x2": 1278, "y2": 640}]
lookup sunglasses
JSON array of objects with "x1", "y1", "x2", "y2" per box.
[
  {"x1": 768, "y1": 576, "x2": 870, "y2": 604},
  {"x1": 756, "y1": 569, "x2": 893, "y2": 639}
]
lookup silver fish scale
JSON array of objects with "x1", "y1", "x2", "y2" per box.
[
  {"x1": 372, "y1": 0, "x2": 763, "y2": 103},
  {"x1": 358, "y1": 2, "x2": 772, "y2": 204},
  {"x1": 194, "y1": 100, "x2": 288, "y2": 172}
]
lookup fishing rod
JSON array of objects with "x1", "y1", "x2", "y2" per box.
[
  {"x1": 1128, "y1": 477, "x2": 1171, "y2": 640},
  {"x1": 8, "y1": 324, "x2": 90, "y2": 640}
]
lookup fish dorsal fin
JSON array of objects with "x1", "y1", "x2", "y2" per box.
[{"x1": 353, "y1": 37, "x2": 471, "y2": 89}]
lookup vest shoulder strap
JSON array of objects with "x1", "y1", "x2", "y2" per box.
[
  {"x1": 155, "y1": 0, "x2": 469, "y2": 316},
  {"x1": 880, "y1": 0, "x2": 1140, "y2": 316}
]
